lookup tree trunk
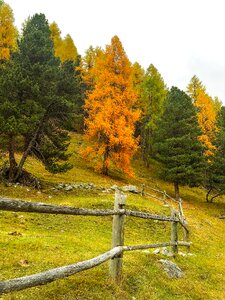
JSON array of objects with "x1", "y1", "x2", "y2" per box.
[
  {"x1": 206, "y1": 187, "x2": 212, "y2": 202},
  {"x1": 8, "y1": 135, "x2": 17, "y2": 181},
  {"x1": 174, "y1": 182, "x2": 180, "y2": 200},
  {"x1": 209, "y1": 193, "x2": 221, "y2": 203},
  {"x1": 102, "y1": 146, "x2": 110, "y2": 176},
  {"x1": 14, "y1": 109, "x2": 50, "y2": 182}
]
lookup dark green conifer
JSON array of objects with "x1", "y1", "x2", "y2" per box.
[
  {"x1": 154, "y1": 87, "x2": 205, "y2": 199},
  {"x1": 0, "y1": 13, "x2": 81, "y2": 183},
  {"x1": 205, "y1": 106, "x2": 225, "y2": 202}
]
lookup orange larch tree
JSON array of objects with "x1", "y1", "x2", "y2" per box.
[{"x1": 83, "y1": 36, "x2": 140, "y2": 176}]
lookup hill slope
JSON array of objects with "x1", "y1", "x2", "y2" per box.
[{"x1": 0, "y1": 133, "x2": 225, "y2": 300}]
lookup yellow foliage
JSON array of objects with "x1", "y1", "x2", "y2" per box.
[
  {"x1": 50, "y1": 22, "x2": 63, "y2": 59},
  {"x1": 187, "y1": 76, "x2": 218, "y2": 156},
  {"x1": 50, "y1": 23, "x2": 77, "y2": 63},
  {"x1": 195, "y1": 91, "x2": 217, "y2": 155},
  {"x1": 60, "y1": 34, "x2": 77, "y2": 63},
  {"x1": 0, "y1": 1, "x2": 17, "y2": 60}
]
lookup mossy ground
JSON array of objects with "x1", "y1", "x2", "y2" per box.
[{"x1": 0, "y1": 133, "x2": 225, "y2": 299}]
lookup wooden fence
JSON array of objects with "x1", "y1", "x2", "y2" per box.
[
  {"x1": 0, "y1": 188, "x2": 190, "y2": 295},
  {"x1": 141, "y1": 184, "x2": 190, "y2": 247}
]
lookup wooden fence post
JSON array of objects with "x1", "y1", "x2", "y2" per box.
[
  {"x1": 171, "y1": 209, "x2": 178, "y2": 256},
  {"x1": 110, "y1": 190, "x2": 126, "y2": 281}
]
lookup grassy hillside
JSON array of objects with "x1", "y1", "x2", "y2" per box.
[{"x1": 0, "y1": 133, "x2": 225, "y2": 300}]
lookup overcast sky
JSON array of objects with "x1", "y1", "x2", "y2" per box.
[{"x1": 6, "y1": 0, "x2": 225, "y2": 103}]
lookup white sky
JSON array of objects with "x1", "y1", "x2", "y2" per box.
[{"x1": 6, "y1": 0, "x2": 225, "y2": 103}]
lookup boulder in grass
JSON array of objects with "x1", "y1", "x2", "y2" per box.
[{"x1": 159, "y1": 259, "x2": 184, "y2": 278}]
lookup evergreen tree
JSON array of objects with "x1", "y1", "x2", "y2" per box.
[
  {"x1": 205, "y1": 107, "x2": 225, "y2": 202},
  {"x1": 154, "y1": 87, "x2": 205, "y2": 199},
  {"x1": 58, "y1": 57, "x2": 86, "y2": 132},
  {"x1": 140, "y1": 64, "x2": 168, "y2": 164},
  {"x1": 0, "y1": 13, "x2": 76, "y2": 184},
  {"x1": 0, "y1": 59, "x2": 29, "y2": 180}
]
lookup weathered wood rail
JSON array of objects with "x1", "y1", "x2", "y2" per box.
[
  {"x1": 141, "y1": 185, "x2": 189, "y2": 229},
  {"x1": 0, "y1": 198, "x2": 179, "y2": 222},
  {"x1": 0, "y1": 190, "x2": 191, "y2": 295}
]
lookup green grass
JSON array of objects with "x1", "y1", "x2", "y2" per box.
[{"x1": 0, "y1": 133, "x2": 225, "y2": 299}]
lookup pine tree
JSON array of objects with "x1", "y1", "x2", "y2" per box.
[
  {"x1": 141, "y1": 64, "x2": 168, "y2": 163},
  {"x1": 205, "y1": 107, "x2": 225, "y2": 202},
  {"x1": 0, "y1": 59, "x2": 27, "y2": 180},
  {"x1": 83, "y1": 36, "x2": 140, "y2": 176},
  {"x1": 154, "y1": 87, "x2": 205, "y2": 199},
  {"x1": 0, "y1": 13, "x2": 76, "y2": 183},
  {"x1": 58, "y1": 57, "x2": 86, "y2": 132}
]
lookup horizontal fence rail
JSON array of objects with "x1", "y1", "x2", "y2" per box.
[
  {"x1": 0, "y1": 198, "x2": 178, "y2": 222},
  {"x1": 0, "y1": 241, "x2": 192, "y2": 295},
  {"x1": 141, "y1": 184, "x2": 180, "y2": 203}
]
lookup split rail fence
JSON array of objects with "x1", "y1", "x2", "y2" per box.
[{"x1": 0, "y1": 188, "x2": 190, "y2": 295}]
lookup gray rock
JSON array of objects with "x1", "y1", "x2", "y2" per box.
[
  {"x1": 111, "y1": 185, "x2": 119, "y2": 191},
  {"x1": 56, "y1": 183, "x2": 64, "y2": 189},
  {"x1": 121, "y1": 185, "x2": 138, "y2": 193},
  {"x1": 178, "y1": 251, "x2": 187, "y2": 257},
  {"x1": 161, "y1": 247, "x2": 169, "y2": 256},
  {"x1": 54, "y1": 182, "x2": 96, "y2": 191},
  {"x1": 65, "y1": 185, "x2": 73, "y2": 191},
  {"x1": 159, "y1": 259, "x2": 184, "y2": 278},
  {"x1": 153, "y1": 248, "x2": 160, "y2": 254},
  {"x1": 142, "y1": 250, "x2": 150, "y2": 253},
  {"x1": 102, "y1": 188, "x2": 112, "y2": 193}
]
